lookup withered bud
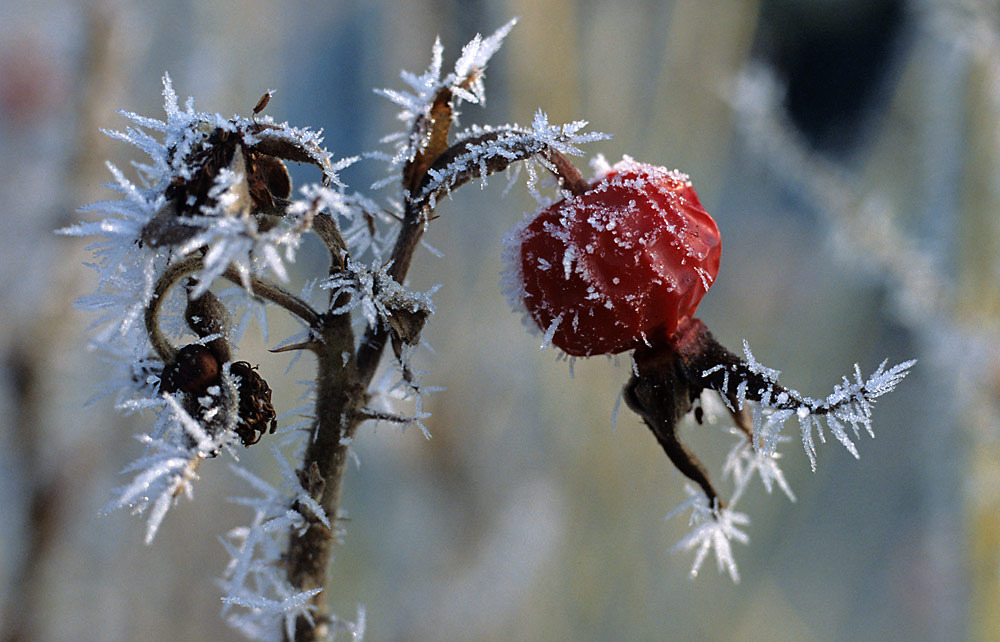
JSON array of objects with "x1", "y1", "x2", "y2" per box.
[
  {"x1": 160, "y1": 344, "x2": 221, "y2": 395},
  {"x1": 387, "y1": 305, "x2": 430, "y2": 348},
  {"x1": 253, "y1": 90, "x2": 272, "y2": 115},
  {"x1": 230, "y1": 361, "x2": 277, "y2": 447}
]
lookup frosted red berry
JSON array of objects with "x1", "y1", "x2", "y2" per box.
[{"x1": 511, "y1": 158, "x2": 721, "y2": 357}]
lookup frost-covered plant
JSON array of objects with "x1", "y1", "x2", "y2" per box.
[{"x1": 63, "y1": 18, "x2": 912, "y2": 641}]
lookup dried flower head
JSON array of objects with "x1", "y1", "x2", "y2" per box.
[{"x1": 230, "y1": 361, "x2": 277, "y2": 447}]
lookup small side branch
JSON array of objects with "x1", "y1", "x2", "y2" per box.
[
  {"x1": 221, "y1": 266, "x2": 321, "y2": 328},
  {"x1": 145, "y1": 256, "x2": 322, "y2": 363},
  {"x1": 145, "y1": 256, "x2": 203, "y2": 362},
  {"x1": 414, "y1": 129, "x2": 591, "y2": 210},
  {"x1": 628, "y1": 318, "x2": 914, "y2": 506}
]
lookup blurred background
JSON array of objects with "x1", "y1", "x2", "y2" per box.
[{"x1": 1, "y1": 0, "x2": 998, "y2": 640}]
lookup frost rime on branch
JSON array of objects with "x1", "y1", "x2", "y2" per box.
[
  {"x1": 374, "y1": 19, "x2": 517, "y2": 176},
  {"x1": 417, "y1": 114, "x2": 610, "y2": 208},
  {"x1": 717, "y1": 344, "x2": 917, "y2": 471},
  {"x1": 219, "y1": 443, "x2": 358, "y2": 641},
  {"x1": 666, "y1": 343, "x2": 914, "y2": 581}
]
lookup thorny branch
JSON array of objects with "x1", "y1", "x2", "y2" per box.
[
  {"x1": 64, "y1": 24, "x2": 620, "y2": 639},
  {"x1": 292, "y1": 114, "x2": 597, "y2": 642}
]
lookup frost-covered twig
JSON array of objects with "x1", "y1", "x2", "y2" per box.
[
  {"x1": 650, "y1": 318, "x2": 912, "y2": 581},
  {"x1": 415, "y1": 115, "x2": 608, "y2": 208},
  {"x1": 700, "y1": 342, "x2": 916, "y2": 469},
  {"x1": 219, "y1": 447, "x2": 344, "y2": 641}
]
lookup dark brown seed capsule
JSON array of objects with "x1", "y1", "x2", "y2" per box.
[{"x1": 160, "y1": 344, "x2": 221, "y2": 395}]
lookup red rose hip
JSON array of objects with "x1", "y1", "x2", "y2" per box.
[{"x1": 509, "y1": 158, "x2": 721, "y2": 356}]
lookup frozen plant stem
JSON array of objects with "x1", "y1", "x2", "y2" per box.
[
  {"x1": 289, "y1": 121, "x2": 595, "y2": 642},
  {"x1": 285, "y1": 312, "x2": 359, "y2": 642},
  {"x1": 284, "y1": 33, "x2": 602, "y2": 640}
]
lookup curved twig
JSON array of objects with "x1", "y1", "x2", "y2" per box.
[
  {"x1": 355, "y1": 135, "x2": 589, "y2": 384},
  {"x1": 223, "y1": 266, "x2": 321, "y2": 327},
  {"x1": 145, "y1": 256, "x2": 322, "y2": 362},
  {"x1": 145, "y1": 256, "x2": 201, "y2": 362},
  {"x1": 413, "y1": 129, "x2": 589, "y2": 211}
]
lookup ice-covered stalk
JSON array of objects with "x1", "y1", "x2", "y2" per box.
[
  {"x1": 286, "y1": 21, "x2": 608, "y2": 641},
  {"x1": 628, "y1": 317, "x2": 915, "y2": 508}
]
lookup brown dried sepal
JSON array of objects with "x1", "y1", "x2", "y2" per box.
[
  {"x1": 230, "y1": 361, "x2": 277, "y2": 447},
  {"x1": 246, "y1": 123, "x2": 330, "y2": 178},
  {"x1": 140, "y1": 124, "x2": 302, "y2": 247},
  {"x1": 386, "y1": 304, "x2": 430, "y2": 350},
  {"x1": 404, "y1": 86, "x2": 457, "y2": 195},
  {"x1": 140, "y1": 201, "x2": 202, "y2": 248},
  {"x1": 625, "y1": 336, "x2": 720, "y2": 507},
  {"x1": 246, "y1": 152, "x2": 291, "y2": 216}
]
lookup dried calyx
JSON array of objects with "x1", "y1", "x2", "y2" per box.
[
  {"x1": 141, "y1": 117, "x2": 327, "y2": 248},
  {"x1": 158, "y1": 344, "x2": 277, "y2": 449},
  {"x1": 229, "y1": 361, "x2": 277, "y2": 447},
  {"x1": 156, "y1": 284, "x2": 277, "y2": 449},
  {"x1": 624, "y1": 319, "x2": 753, "y2": 507}
]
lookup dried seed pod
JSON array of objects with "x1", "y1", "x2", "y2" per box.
[
  {"x1": 230, "y1": 361, "x2": 277, "y2": 446},
  {"x1": 164, "y1": 130, "x2": 243, "y2": 216},
  {"x1": 248, "y1": 153, "x2": 291, "y2": 202},
  {"x1": 160, "y1": 344, "x2": 220, "y2": 395}
]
